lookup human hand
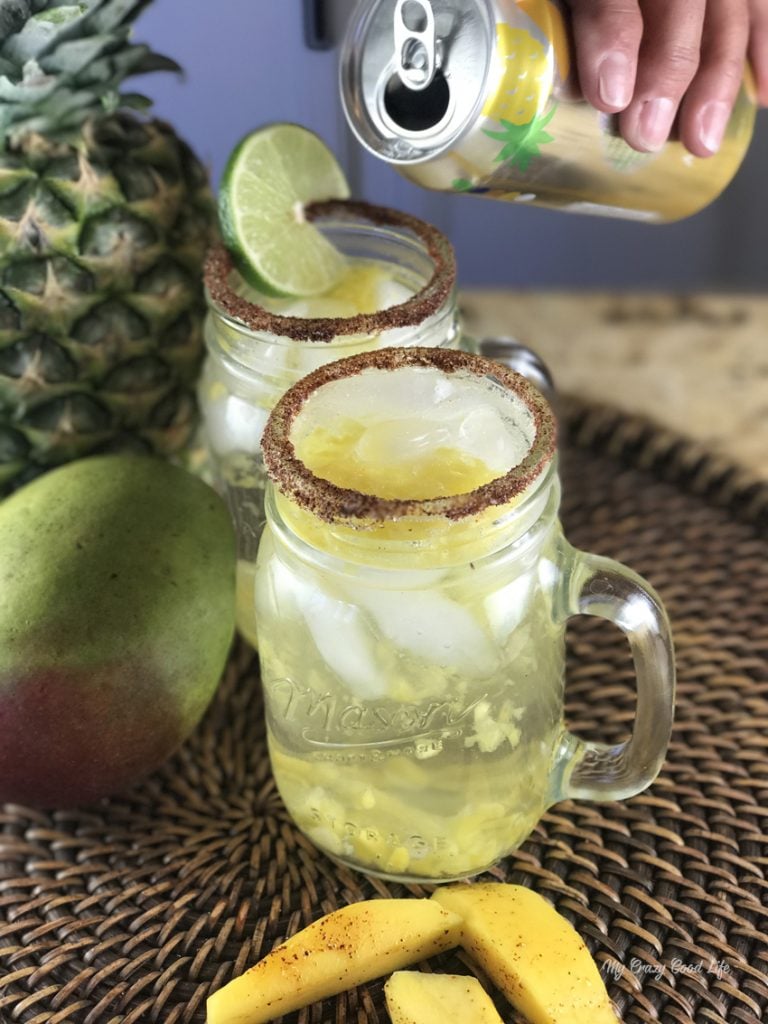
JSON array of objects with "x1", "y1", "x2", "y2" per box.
[
  {"x1": 566, "y1": 0, "x2": 765, "y2": 157},
  {"x1": 749, "y1": 0, "x2": 768, "y2": 103}
]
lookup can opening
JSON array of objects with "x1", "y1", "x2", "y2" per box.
[{"x1": 384, "y1": 69, "x2": 450, "y2": 132}]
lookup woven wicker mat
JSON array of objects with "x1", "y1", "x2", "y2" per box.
[{"x1": 1, "y1": 398, "x2": 766, "y2": 1024}]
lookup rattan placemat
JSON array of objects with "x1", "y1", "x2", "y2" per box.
[{"x1": 1, "y1": 399, "x2": 766, "y2": 1024}]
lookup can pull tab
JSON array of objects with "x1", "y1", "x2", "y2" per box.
[{"x1": 394, "y1": 0, "x2": 437, "y2": 92}]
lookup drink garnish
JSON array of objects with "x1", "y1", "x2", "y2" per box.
[{"x1": 218, "y1": 123, "x2": 350, "y2": 296}]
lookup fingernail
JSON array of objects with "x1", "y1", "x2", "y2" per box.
[
  {"x1": 697, "y1": 100, "x2": 730, "y2": 154},
  {"x1": 637, "y1": 97, "x2": 676, "y2": 151},
  {"x1": 598, "y1": 52, "x2": 632, "y2": 109}
]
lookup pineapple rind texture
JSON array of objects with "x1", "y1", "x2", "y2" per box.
[
  {"x1": 0, "y1": 111, "x2": 215, "y2": 495},
  {"x1": 0, "y1": 0, "x2": 216, "y2": 495}
]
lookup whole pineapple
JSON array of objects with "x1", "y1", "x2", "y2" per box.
[{"x1": 0, "y1": 0, "x2": 216, "y2": 495}]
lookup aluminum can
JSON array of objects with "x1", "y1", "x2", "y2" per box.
[{"x1": 340, "y1": 0, "x2": 756, "y2": 222}]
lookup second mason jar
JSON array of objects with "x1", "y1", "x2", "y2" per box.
[{"x1": 200, "y1": 200, "x2": 461, "y2": 645}]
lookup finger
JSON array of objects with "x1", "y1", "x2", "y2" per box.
[
  {"x1": 566, "y1": 0, "x2": 643, "y2": 112},
  {"x1": 678, "y1": 0, "x2": 749, "y2": 157},
  {"x1": 619, "y1": 0, "x2": 707, "y2": 153},
  {"x1": 748, "y1": 0, "x2": 768, "y2": 105}
]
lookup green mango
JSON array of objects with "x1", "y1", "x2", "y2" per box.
[{"x1": 0, "y1": 455, "x2": 236, "y2": 806}]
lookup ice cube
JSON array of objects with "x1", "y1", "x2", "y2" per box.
[
  {"x1": 293, "y1": 367, "x2": 453, "y2": 443},
  {"x1": 352, "y1": 417, "x2": 453, "y2": 469},
  {"x1": 455, "y1": 405, "x2": 532, "y2": 471},
  {"x1": 351, "y1": 586, "x2": 499, "y2": 678},
  {"x1": 483, "y1": 572, "x2": 536, "y2": 643},
  {"x1": 376, "y1": 277, "x2": 413, "y2": 310},
  {"x1": 276, "y1": 297, "x2": 359, "y2": 319},
  {"x1": 271, "y1": 560, "x2": 385, "y2": 699},
  {"x1": 203, "y1": 393, "x2": 269, "y2": 456},
  {"x1": 292, "y1": 364, "x2": 536, "y2": 483}
]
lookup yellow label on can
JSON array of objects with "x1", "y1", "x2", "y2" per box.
[
  {"x1": 481, "y1": 22, "x2": 553, "y2": 126},
  {"x1": 516, "y1": 0, "x2": 570, "y2": 79}
]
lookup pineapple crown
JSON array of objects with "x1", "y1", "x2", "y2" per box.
[{"x1": 0, "y1": 0, "x2": 179, "y2": 145}]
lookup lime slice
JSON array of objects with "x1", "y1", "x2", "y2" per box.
[{"x1": 219, "y1": 123, "x2": 351, "y2": 297}]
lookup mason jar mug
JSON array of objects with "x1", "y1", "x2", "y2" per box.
[
  {"x1": 253, "y1": 347, "x2": 676, "y2": 883},
  {"x1": 200, "y1": 200, "x2": 460, "y2": 644}
]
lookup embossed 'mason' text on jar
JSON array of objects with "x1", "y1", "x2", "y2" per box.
[
  {"x1": 273, "y1": 675, "x2": 487, "y2": 739},
  {"x1": 200, "y1": 200, "x2": 459, "y2": 646}
]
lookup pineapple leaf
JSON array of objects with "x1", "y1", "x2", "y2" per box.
[
  {"x1": 25, "y1": 83, "x2": 97, "y2": 118},
  {"x1": 484, "y1": 104, "x2": 557, "y2": 172},
  {"x1": 17, "y1": 104, "x2": 80, "y2": 133},
  {"x1": 132, "y1": 52, "x2": 180, "y2": 75},
  {"x1": 0, "y1": 0, "x2": 181, "y2": 141},
  {"x1": 0, "y1": 66, "x2": 57, "y2": 103},
  {"x1": 0, "y1": 0, "x2": 34, "y2": 38},
  {"x1": 57, "y1": 0, "x2": 103, "y2": 13},
  {"x1": 3, "y1": 83, "x2": 93, "y2": 139},
  {"x1": 2, "y1": 6, "x2": 89, "y2": 63},
  {"x1": 118, "y1": 90, "x2": 151, "y2": 110},
  {"x1": 100, "y1": 87, "x2": 118, "y2": 112},
  {"x1": 485, "y1": 120, "x2": 530, "y2": 153},
  {"x1": 34, "y1": 5, "x2": 88, "y2": 25},
  {"x1": 42, "y1": 33, "x2": 117, "y2": 74},
  {"x1": 84, "y1": 45, "x2": 174, "y2": 86},
  {"x1": 88, "y1": 0, "x2": 153, "y2": 33}
]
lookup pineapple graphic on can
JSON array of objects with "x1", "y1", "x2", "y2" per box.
[{"x1": 340, "y1": 0, "x2": 755, "y2": 222}]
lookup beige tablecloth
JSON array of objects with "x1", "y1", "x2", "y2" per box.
[{"x1": 462, "y1": 290, "x2": 768, "y2": 479}]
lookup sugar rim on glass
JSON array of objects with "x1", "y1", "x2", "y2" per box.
[
  {"x1": 204, "y1": 200, "x2": 457, "y2": 343},
  {"x1": 261, "y1": 347, "x2": 557, "y2": 522}
]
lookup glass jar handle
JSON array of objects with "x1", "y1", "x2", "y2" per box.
[
  {"x1": 553, "y1": 548, "x2": 676, "y2": 802},
  {"x1": 477, "y1": 336, "x2": 556, "y2": 403}
]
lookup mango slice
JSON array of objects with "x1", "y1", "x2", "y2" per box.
[
  {"x1": 207, "y1": 898, "x2": 462, "y2": 1024},
  {"x1": 385, "y1": 971, "x2": 504, "y2": 1024},
  {"x1": 432, "y1": 884, "x2": 617, "y2": 1024}
]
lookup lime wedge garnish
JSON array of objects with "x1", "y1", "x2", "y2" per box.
[{"x1": 219, "y1": 123, "x2": 351, "y2": 297}]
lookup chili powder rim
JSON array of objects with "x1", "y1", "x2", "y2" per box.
[
  {"x1": 204, "y1": 200, "x2": 457, "y2": 343},
  {"x1": 261, "y1": 347, "x2": 557, "y2": 523}
]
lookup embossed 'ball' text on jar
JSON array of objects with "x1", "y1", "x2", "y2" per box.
[{"x1": 200, "y1": 200, "x2": 460, "y2": 645}]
